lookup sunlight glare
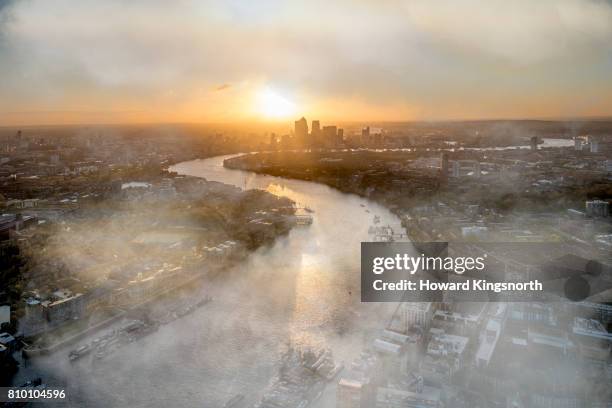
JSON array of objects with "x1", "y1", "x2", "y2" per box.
[{"x1": 257, "y1": 88, "x2": 296, "y2": 119}]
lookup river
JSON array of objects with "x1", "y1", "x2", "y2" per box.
[{"x1": 25, "y1": 155, "x2": 401, "y2": 408}]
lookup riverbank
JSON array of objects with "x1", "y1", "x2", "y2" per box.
[
  {"x1": 8, "y1": 173, "x2": 301, "y2": 389},
  {"x1": 223, "y1": 151, "x2": 432, "y2": 238},
  {"x1": 223, "y1": 149, "x2": 612, "y2": 245}
]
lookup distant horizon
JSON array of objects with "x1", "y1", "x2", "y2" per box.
[{"x1": 2, "y1": 115, "x2": 612, "y2": 131}]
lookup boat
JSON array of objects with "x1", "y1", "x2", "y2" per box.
[
  {"x1": 222, "y1": 394, "x2": 244, "y2": 408},
  {"x1": 294, "y1": 214, "x2": 313, "y2": 226},
  {"x1": 93, "y1": 341, "x2": 110, "y2": 360},
  {"x1": 69, "y1": 344, "x2": 92, "y2": 362},
  {"x1": 325, "y1": 363, "x2": 344, "y2": 380}
]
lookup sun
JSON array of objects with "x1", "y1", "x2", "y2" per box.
[{"x1": 257, "y1": 88, "x2": 296, "y2": 119}]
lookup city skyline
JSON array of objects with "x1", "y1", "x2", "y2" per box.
[
  {"x1": 1, "y1": 0, "x2": 612, "y2": 126},
  {"x1": 0, "y1": 1, "x2": 611, "y2": 406}
]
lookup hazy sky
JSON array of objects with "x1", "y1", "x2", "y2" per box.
[{"x1": 1, "y1": 0, "x2": 611, "y2": 125}]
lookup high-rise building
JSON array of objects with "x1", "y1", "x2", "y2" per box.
[
  {"x1": 294, "y1": 117, "x2": 308, "y2": 146},
  {"x1": 530, "y1": 136, "x2": 538, "y2": 151},
  {"x1": 15, "y1": 130, "x2": 29, "y2": 151},
  {"x1": 311, "y1": 120, "x2": 321, "y2": 146},
  {"x1": 374, "y1": 133, "x2": 383, "y2": 147},
  {"x1": 337, "y1": 128, "x2": 344, "y2": 145},
  {"x1": 440, "y1": 152, "x2": 449, "y2": 179},
  {"x1": 311, "y1": 120, "x2": 320, "y2": 135},
  {"x1": 361, "y1": 126, "x2": 370, "y2": 146},
  {"x1": 574, "y1": 137, "x2": 584, "y2": 151},
  {"x1": 474, "y1": 161, "x2": 481, "y2": 178},
  {"x1": 449, "y1": 160, "x2": 460, "y2": 178},
  {"x1": 269, "y1": 133, "x2": 278, "y2": 150},
  {"x1": 322, "y1": 125, "x2": 337, "y2": 142}
]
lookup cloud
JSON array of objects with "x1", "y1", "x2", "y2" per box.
[
  {"x1": 215, "y1": 84, "x2": 232, "y2": 92},
  {"x1": 0, "y1": 0, "x2": 611, "y2": 124},
  {"x1": 399, "y1": 0, "x2": 612, "y2": 63}
]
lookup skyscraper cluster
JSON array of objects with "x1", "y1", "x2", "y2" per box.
[{"x1": 293, "y1": 117, "x2": 344, "y2": 148}]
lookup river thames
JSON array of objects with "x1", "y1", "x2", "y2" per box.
[{"x1": 25, "y1": 154, "x2": 401, "y2": 407}]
